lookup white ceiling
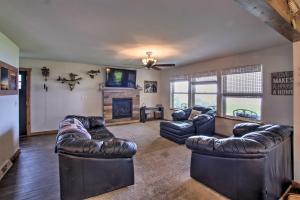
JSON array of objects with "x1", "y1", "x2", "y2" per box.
[{"x1": 0, "y1": 0, "x2": 290, "y2": 67}]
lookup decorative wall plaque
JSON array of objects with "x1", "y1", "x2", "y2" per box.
[{"x1": 271, "y1": 71, "x2": 293, "y2": 95}]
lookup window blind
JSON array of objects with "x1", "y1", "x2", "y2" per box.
[
  {"x1": 170, "y1": 74, "x2": 189, "y2": 82},
  {"x1": 191, "y1": 71, "x2": 217, "y2": 83},
  {"x1": 222, "y1": 65, "x2": 262, "y2": 97}
]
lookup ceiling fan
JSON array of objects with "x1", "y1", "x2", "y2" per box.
[{"x1": 141, "y1": 52, "x2": 175, "y2": 70}]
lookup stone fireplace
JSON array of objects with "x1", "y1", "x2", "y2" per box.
[
  {"x1": 112, "y1": 98, "x2": 133, "y2": 119},
  {"x1": 103, "y1": 87, "x2": 140, "y2": 125}
]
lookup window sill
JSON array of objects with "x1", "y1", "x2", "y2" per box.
[{"x1": 216, "y1": 115, "x2": 262, "y2": 124}]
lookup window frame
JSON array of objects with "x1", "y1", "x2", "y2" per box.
[
  {"x1": 170, "y1": 80, "x2": 190, "y2": 109},
  {"x1": 191, "y1": 76, "x2": 218, "y2": 109},
  {"x1": 221, "y1": 65, "x2": 263, "y2": 121}
]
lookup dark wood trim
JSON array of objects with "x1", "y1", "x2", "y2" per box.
[
  {"x1": 10, "y1": 149, "x2": 20, "y2": 163},
  {"x1": 29, "y1": 130, "x2": 57, "y2": 136},
  {"x1": 234, "y1": 0, "x2": 300, "y2": 42},
  {"x1": 19, "y1": 68, "x2": 32, "y2": 136}
]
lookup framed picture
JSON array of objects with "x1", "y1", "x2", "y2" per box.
[
  {"x1": 1, "y1": 67, "x2": 9, "y2": 90},
  {"x1": 144, "y1": 81, "x2": 157, "y2": 93},
  {"x1": 0, "y1": 60, "x2": 18, "y2": 96}
]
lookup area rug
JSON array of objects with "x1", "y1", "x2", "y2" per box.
[{"x1": 89, "y1": 121, "x2": 228, "y2": 200}]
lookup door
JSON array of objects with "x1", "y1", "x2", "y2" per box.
[{"x1": 19, "y1": 71, "x2": 27, "y2": 137}]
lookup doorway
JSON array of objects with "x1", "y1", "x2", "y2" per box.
[{"x1": 19, "y1": 68, "x2": 31, "y2": 137}]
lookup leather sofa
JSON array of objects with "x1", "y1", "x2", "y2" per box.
[
  {"x1": 160, "y1": 106, "x2": 216, "y2": 144},
  {"x1": 186, "y1": 123, "x2": 293, "y2": 200},
  {"x1": 55, "y1": 115, "x2": 137, "y2": 200}
]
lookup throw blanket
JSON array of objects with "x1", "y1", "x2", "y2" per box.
[{"x1": 58, "y1": 118, "x2": 91, "y2": 139}]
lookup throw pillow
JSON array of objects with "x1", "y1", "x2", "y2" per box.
[
  {"x1": 58, "y1": 118, "x2": 91, "y2": 139},
  {"x1": 188, "y1": 109, "x2": 202, "y2": 120}
]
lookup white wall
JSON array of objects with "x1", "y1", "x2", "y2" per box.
[
  {"x1": 161, "y1": 44, "x2": 293, "y2": 126},
  {"x1": 0, "y1": 32, "x2": 19, "y2": 170},
  {"x1": 293, "y1": 41, "x2": 300, "y2": 181},
  {"x1": 20, "y1": 59, "x2": 161, "y2": 133}
]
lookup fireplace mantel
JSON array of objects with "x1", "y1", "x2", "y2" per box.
[
  {"x1": 103, "y1": 87, "x2": 141, "y2": 125},
  {"x1": 103, "y1": 87, "x2": 142, "y2": 91}
]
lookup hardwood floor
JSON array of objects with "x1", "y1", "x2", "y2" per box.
[{"x1": 0, "y1": 134, "x2": 60, "y2": 200}]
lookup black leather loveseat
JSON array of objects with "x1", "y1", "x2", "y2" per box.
[
  {"x1": 160, "y1": 106, "x2": 216, "y2": 144},
  {"x1": 55, "y1": 115, "x2": 137, "y2": 200},
  {"x1": 186, "y1": 123, "x2": 293, "y2": 200}
]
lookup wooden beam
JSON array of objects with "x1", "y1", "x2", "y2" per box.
[{"x1": 234, "y1": 0, "x2": 300, "y2": 42}]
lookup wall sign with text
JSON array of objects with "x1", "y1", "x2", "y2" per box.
[{"x1": 271, "y1": 71, "x2": 293, "y2": 95}]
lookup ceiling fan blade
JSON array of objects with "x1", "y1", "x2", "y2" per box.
[
  {"x1": 153, "y1": 64, "x2": 176, "y2": 68},
  {"x1": 151, "y1": 65, "x2": 161, "y2": 70}
]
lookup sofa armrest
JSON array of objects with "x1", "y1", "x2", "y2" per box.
[
  {"x1": 192, "y1": 114, "x2": 213, "y2": 125},
  {"x1": 192, "y1": 114, "x2": 215, "y2": 136},
  {"x1": 172, "y1": 110, "x2": 188, "y2": 121},
  {"x1": 186, "y1": 135, "x2": 267, "y2": 155},
  {"x1": 56, "y1": 135, "x2": 137, "y2": 158},
  {"x1": 186, "y1": 135, "x2": 215, "y2": 152}
]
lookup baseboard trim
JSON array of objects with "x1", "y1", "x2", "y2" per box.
[
  {"x1": 10, "y1": 148, "x2": 21, "y2": 163},
  {"x1": 0, "y1": 160, "x2": 12, "y2": 181},
  {"x1": 106, "y1": 120, "x2": 140, "y2": 126},
  {"x1": 29, "y1": 130, "x2": 57, "y2": 136}
]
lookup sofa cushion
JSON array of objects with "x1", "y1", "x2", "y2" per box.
[
  {"x1": 160, "y1": 121, "x2": 195, "y2": 135},
  {"x1": 214, "y1": 137, "x2": 267, "y2": 154},
  {"x1": 188, "y1": 109, "x2": 202, "y2": 120},
  {"x1": 233, "y1": 123, "x2": 260, "y2": 137},
  {"x1": 89, "y1": 117, "x2": 105, "y2": 129},
  {"x1": 89, "y1": 127, "x2": 114, "y2": 140},
  {"x1": 242, "y1": 131, "x2": 274, "y2": 149}
]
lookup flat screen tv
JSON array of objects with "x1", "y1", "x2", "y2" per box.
[{"x1": 105, "y1": 68, "x2": 136, "y2": 88}]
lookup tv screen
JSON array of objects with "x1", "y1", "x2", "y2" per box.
[{"x1": 105, "y1": 68, "x2": 136, "y2": 88}]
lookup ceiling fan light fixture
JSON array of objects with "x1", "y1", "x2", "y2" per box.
[{"x1": 142, "y1": 52, "x2": 157, "y2": 66}]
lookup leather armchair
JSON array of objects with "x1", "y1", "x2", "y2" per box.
[
  {"x1": 56, "y1": 116, "x2": 137, "y2": 200},
  {"x1": 186, "y1": 123, "x2": 293, "y2": 200},
  {"x1": 160, "y1": 106, "x2": 216, "y2": 144}
]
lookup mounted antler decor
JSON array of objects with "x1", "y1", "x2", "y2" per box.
[
  {"x1": 41, "y1": 66, "x2": 50, "y2": 91},
  {"x1": 56, "y1": 73, "x2": 82, "y2": 91},
  {"x1": 87, "y1": 69, "x2": 101, "y2": 79},
  {"x1": 287, "y1": 0, "x2": 300, "y2": 30}
]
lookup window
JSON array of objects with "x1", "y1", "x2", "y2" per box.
[
  {"x1": 222, "y1": 65, "x2": 263, "y2": 120},
  {"x1": 191, "y1": 71, "x2": 217, "y2": 109},
  {"x1": 170, "y1": 76, "x2": 189, "y2": 109}
]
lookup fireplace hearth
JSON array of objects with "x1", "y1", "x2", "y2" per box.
[{"x1": 112, "y1": 98, "x2": 133, "y2": 119}]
